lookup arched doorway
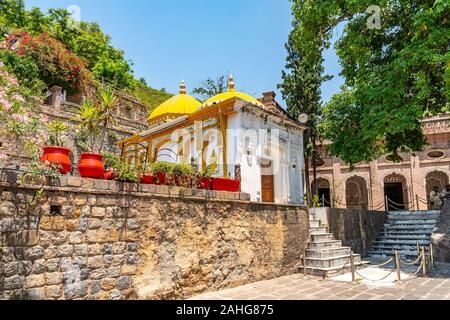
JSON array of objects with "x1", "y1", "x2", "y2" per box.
[
  {"x1": 312, "y1": 178, "x2": 331, "y2": 207},
  {"x1": 346, "y1": 176, "x2": 369, "y2": 209},
  {"x1": 426, "y1": 171, "x2": 449, "y2": 208},
  {"x1": 384, "y1": 173, "x2": 408, "y2": 211}
]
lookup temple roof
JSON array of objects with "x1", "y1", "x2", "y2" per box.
[
  {"x1": 147, "y1": 80, "x2": 201, "y2": 125},
  {"x1": 200, "y1": 75, "x2": 265, "y2": 109}
]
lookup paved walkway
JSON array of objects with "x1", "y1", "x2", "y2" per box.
[{"x1": 189, "y1": 263, "x2": 450, "y2": 300}]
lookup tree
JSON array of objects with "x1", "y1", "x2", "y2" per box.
[
  {"x1": 288, "y1": 0, "x2": 449, "y2": 166},
  {"x1": 280, "y1": 17, "x2": 331, "y2": 204},
  {"x1": 192, "y1": 75, "x2": 228, "y2": 100}
]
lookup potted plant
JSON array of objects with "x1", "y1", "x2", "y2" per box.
[
  {"x1": 73, "y1": 85, "x2": 119, "y2": 179},
  {"x1": 103, "y1": 153, "x2": 139, "y2": 183},
  {"x1": 197, "y1": 164, "x2": 215, "y2": 190},
  {"x1": 41, "y1": 120, "x2": 72, "y2": 174},
  {"x1": 150, "y1": 161, "x2": 174, "y2": 185},
  {"x1": 139, "y1": 163, "x2": 155, "y2": 184},
  {"x1": 172, "y1": 163, "x2": 194, "y2": 187}
]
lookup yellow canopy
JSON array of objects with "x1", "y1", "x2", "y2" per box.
[
  {"x1": 148, "y1": 80, "x2": 201, "y2": 125},
  {"x1": 200, "y1": 75, "x2": 265, "y2": 109}
]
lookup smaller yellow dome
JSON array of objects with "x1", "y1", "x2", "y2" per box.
[
  {"x1": 200, "y1": 75, "x2": 265, "y2": 109},
  {"x1": 148, "y1": 80, "x2": 201, "y2": 125}
]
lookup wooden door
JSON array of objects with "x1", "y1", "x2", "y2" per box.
[{"x1": 261, "y1": 175, "x2": 275, "y2": 203}]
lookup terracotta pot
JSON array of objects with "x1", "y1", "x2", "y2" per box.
[
  {"x1": 211, "y1": 178, "x2": 240, "y2": 192},
  {"x1": 155, "y1": 172, "x2": 167, "y2": 185},
  {"x1": 197, "y1": 177, "x2": 211, "y2": 190},
  {"x1": 103, "y1": 169, "x2": 116, "y2": 181},
  {"x1": 41, "y1": 146, "x2": 72, "y2": 174},
  {"x1": 78, "y1": 153, "x2": 105, "y2": 179},
  {"x1": 141, "y1": 174, "x2": 155, "y2": 184}
]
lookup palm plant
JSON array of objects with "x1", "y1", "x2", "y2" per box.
[
  {"x1": 46, "y1": 120, "x2": 68, "y2": 147},
  {"x1": 96, "y1": 85, "x2": 119, "y2": 153},
  {"x1": 73, "y1": 100, "x2": 102, "y2": 152}
]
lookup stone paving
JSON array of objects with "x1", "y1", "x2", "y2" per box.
[{"x1": 189, "y1": 263, "x2": 450, "y2": 300}]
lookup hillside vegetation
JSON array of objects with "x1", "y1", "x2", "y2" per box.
[{"x1": 0, "y1": 0, "x2": 172, "y2": 111}]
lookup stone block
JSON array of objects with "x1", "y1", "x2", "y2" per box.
[
  {"x1": 101, "y1": 219, "x2": 115, "y2": 230},
  {"x1": 155, "y1": 185, "x2": 169, "y2": 194},
  {"x1": 112, "y1": 242, "x2": 127, "y2": 254},
  {"x1": 26, "y1": 274, "x2": 45, "y2": 288},
  {"x1": 48, "y1": 195, "x2": 67, "y2": 205},
  {"x1": 97, "y1": 196, "x2": 117, "y2": 206},
  {"x1": 46, "y1": 258, "x2": 61, "y2": 273},
  {"x1": 40, "y1": 216, "x2": 66, "y2": 231},
  {"x1": 169, "y1": 186, "x2": 183, "y2": 197},
  {"x1": 90, "y1": 269, "x2": 107, "y2": 280},
  {"x1": 121, "y1": 264, "x2": 137, "y2": 276},
  {"x1": 101, "y1": 278, "x2": 116, "y2": 291},
  {"x1": 72, "y1": 195, "x2": 87, "y2": 206},
  {"x1": 90, "y1": 281, "x2": 101, "y2": 295},
  {"x1": 57, "y1": 245, "x2": 73, "y2": 257},
  {"x1": 74, "y1": 244, "x2": 88, "y2": 256},
  {"x1": 66, "y1": 219, "x2": 78, "y2": 231},
  {"x1": 88, "y1": 244, "x2": 101, "y2": 256},
  {"x1": 3, "y1": 262, "x2": 18, "y2": 277},
  {"x1": 117, "y1": 276, "x2": 132, "y2": 290},
  {"x1": 26, "y1": 246, "x2": 45, "y2": 260},
  {"x1": 126, "y1": 219, "x2": 140, "y2": 230},
  {"x1": 45, "y1": 272, "x2": 63, "y2": 285},
  {"x1": 91, "y1": 207, "x2": 106, "y2": 218},
  {"x1": 87, "y1": 195, "x2": 97, "y2": 206},
  {"x1": 110, "y1": 290, "x2": 122, "y2": 300},
  {"x1": 51, "y1": 232, "x2": 68, "y2": 245},
  {"x1": 81, "y1": 178, "x2": 95, "y2": 189},
  {"x1": 69, "y1": 232, "x2": 84, "y2": 244},
  {"x1": 87, "y1": 256, "x2": 104, "y2": 269},
  {"x1": 65, "y1": 177, "x2": 83, "y2": 187},
  {"x1": 4, "y1": 275, "x2": 25, "y2": 290},
  {"x1": 93, "y1": 180, "x2": 110, "y2": 190},
  {"x1": 59, "y1": 257, "x2": 74, "y2": 272},
  {"x1": 107, "y1": 266, "x2": 121, "y2": 278},
  {"x1": 46, "y1": 285, "x2": 62, "y2": 299},
  {"x1": 31, "y1": 259, "x2": 45, "y2": 274},
  {"x1": 26, "y1": 287, "x2": 46, "y2": 300}
]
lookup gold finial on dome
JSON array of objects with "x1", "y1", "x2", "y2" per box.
[
  {"x1": 228, "y1": 74, "x2": 235, "y2": 92},
  {"x1": 180, "y1": 80, "x2": 186, "y2": 94}
]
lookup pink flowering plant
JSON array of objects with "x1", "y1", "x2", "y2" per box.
[{"x1": 0, "y1": 62, "x2": 48, "y2": 161}]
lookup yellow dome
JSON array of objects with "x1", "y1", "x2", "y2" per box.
[
  {"x1": 200, "y1": 75, "x2": 265, "y2": 109},
  {"x1": 148, "y1": 80, "x2": 201, "y2": 125}
]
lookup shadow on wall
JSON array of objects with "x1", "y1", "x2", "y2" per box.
[
  {"x1": 432, "y1": 202, "x2": 450, "y2": 262},
  {"x1": 324, "y1": 208, "x2": 387, "y2": 256}
]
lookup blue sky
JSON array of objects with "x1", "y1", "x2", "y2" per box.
[{"x1": 24, "y1": 0, "x2": 344, "y2": 107}]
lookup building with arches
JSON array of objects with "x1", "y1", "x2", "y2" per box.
[
  {"x1": 309, "y1": 114, "x2": 450, "y2": 211},
  {"x1": 118, "y1": 76, "x2": 306, "y2": 205}
]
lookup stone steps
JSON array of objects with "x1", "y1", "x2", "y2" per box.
[
  {"x1": 308, "y1": 240, "x2": 343, "y2": 250},
  {"x1": 305, "y1": 247, "x2": 351, "y2": 258},
  {"x1": 299, "y1": 215, "x2": 370, "y2": 277},
  {"x1": 367, "y1": 210, "x2": 439, "y2": 259},
  {"x1": 310, "y1": 233, "x2": 334, "y2": 242}
]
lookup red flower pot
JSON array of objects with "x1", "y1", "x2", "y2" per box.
[
  {"x1": 141, "y1": 174, "x2": 155, "y2": 184},
  {"x1": 211, "y1": 178, "x2": 240, "y2": 192},
  {"x1": 41, "y1": 146, "x2": 72, "y2": 174},
  {"x1": 78, "y1": 153, "x2": 105, "y2": 179},
  {"x1": 103, "y1": 169, "x2": 116, "y2": 181},
  {"x1": 155, "y1": 172, "x2": 167, "y2": 185},
  {"x1": 197, "y1": 177, "x2": 211, "y2": 190}
]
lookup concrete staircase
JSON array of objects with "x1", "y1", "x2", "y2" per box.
[
  {"x1": 299, "y1": 212, "x2": 369, "y2": 277},
  {"x1": 367, "y1": 210, "x2": 440, "y2": 259}
]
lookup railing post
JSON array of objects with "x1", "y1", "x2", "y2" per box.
[
  {"x1": 385, "y1": 196, "x2": 389, "y2": 211},
  {"x1": 417, "y1": 241, "x2": 420, "y2": 258},
  {"x1": 350, "y1": 251, "x2": 356, "y2": 284},
  {"x1": 422, "y1": 247, "x2": 427, "y2": 276},
  {"x1": 303, "y1": 249, "x2": 308, "y2": 278},
  {"x1": 430, "y1": 244, "x2": 435, "y2": 269},
  {"x1": 395, "y1": 250, "x2": 401, "y2": 283},
  {"x1": 191, "y1": 157, "x2": 198, "y2": 189}
]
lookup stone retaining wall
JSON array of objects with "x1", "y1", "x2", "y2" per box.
[
  {"x1": 326, "y1": 208, "x2": 387, "y2": 256},
  {"x1": 432, "y1": 202, "x2": 450, "y2": 262},
  {"x1": 0, "y1": 172, "x2": 309, "y2": 300}
]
